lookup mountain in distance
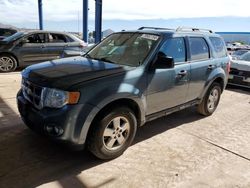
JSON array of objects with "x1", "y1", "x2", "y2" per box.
[
  {"x1": 0, "y1": 23, "x2": 17, "y2": 29},
  {"x1": 2, "y1": 16, "x2": 250, "y2": 33}
]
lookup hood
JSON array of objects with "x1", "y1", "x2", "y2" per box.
[
  {"x1": 22, "y1": 56, "x2": 129, "y2": 90},
  {"x1": 231, "y1": 60, "x2": 250, "y2": 72}
]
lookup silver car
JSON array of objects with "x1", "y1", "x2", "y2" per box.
[{"x1": 228, "y1": 52, "x2": 250, "y2": 88}]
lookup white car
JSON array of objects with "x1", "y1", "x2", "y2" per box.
[{"x1": 228, "y1": 52, "x2": 250, "y2": 88}]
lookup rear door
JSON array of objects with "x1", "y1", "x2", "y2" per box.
[
  {"x1": 45, "y1": 33, "x2": 68, "y2": 60},
  {"x1": 146, "y1": 37, "x2": 191, "y2": 115},
  {"x1": 186, "y1": 37, "x2": 214, "y2": 101}
]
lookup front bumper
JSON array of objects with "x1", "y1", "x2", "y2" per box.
[
  {"x1": 17, "y1": 90, "x2": 96, "y2": 146},
  {"x1": 228, "y1": 74, "x2": 250, "y2": 88}
]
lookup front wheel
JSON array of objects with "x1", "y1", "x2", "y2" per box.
[
  {"x1": 87, "y1": 107, "x2": 137, "y2": 160},
  {"x1": 197, "y1": 83, "x2": 222, "y2": 116},
  {"x1": 0, "y1": 55, "x2": 17, "y2": 72}
]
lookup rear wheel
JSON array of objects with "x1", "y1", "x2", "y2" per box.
[
  {"x1": 197, "y1": 82, "x2": 221, "y2": 116},
  {"x1": 0, "y1": 55, "x2": 17, "y2": 72},
  {"x1": 87, "y1": 107, "x2": 137, "y2": 160}
]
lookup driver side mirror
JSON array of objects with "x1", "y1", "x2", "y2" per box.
[
  {"x1": 19, "y1": 38, "x2": 29, "y2": 45},
  {"x1": 153, "y1": 52, "x2": 174, "y2": 69}
]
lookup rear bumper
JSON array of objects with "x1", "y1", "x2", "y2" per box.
[{"x1": 17, "y1": 90, "x2": 97, "y2": 146}]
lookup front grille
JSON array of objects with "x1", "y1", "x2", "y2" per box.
[
  {"x1": 230, "y1": 68, "x2": 250, "y2": 77},
  {"x1": 22, "y1": 78, "x2": 44, "y2": 109},
  {"x1": 228, "y1": 77, "x2": 250, "y2": 87}
]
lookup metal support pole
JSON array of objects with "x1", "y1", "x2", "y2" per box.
[
  {"x1": 38, "y1": 0, "x2": 43, "y2": 30},
  {"x1": 83, "y1": 0, "x2": 88, "y2": 42},
  {"x1": 95, "y1": 0, "x2": 102, "y2": 43}
]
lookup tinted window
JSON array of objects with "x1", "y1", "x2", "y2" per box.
[
  {"x1": 159, "y1": 38, "x2": 186, "y2": 63},
  {"x1": 48, "y1": 33, "x2": 67, "y2": 43},
  {"x1": 189, "y1": 37, "x2": 209, "y2": 61},
  {"x1": 210, "y1": 37, "x2": 227, "y2": 58}
]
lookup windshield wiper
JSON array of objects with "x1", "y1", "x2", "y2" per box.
[
  {"x1": 85, "y1": 55, "x2": 116, "y2": 64},
  {"x1": 99, "y1": 57, "x2": 116, "y2": 64},
  {"x1": 84, "y1": 54, "x2": 93, "y2": 59}
]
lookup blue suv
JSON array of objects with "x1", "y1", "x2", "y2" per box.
[{"x1": 17, "y1": 27, "x2": 230, "y2": 159}]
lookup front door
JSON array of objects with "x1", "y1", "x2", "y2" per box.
[
  {"x1": 17, "y1": 33, "x2": 48, "y2": 66},
  {"x1": 146, "y1": 37, "x2": 190, "y2": 115}
]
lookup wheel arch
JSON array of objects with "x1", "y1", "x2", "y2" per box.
[
  {"x1": 79, "y1": 97, "x2": 145, "y2": 145},
  {"x1": 199, "y1": 74, "x2": 225, "y2": 100}
]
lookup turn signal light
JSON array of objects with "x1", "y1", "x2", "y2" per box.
[{"x1": 68, "y1": 92, "x2": 80, "y2": 104}]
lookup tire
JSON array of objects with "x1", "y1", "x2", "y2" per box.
[
  {"x1": 87, "y1": 107, "x2": 137, "y2": 160},
  {"x1": 0, "y1": 55, "x2": 17, "y2": 72},
  {"x1": 197, "y1": 82, "x2": 222, "y2": 116}
]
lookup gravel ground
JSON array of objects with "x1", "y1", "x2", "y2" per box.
[{"x1": 0, "y1": 72, "x2": 249, "y2": 188}]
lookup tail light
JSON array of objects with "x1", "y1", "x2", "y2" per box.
[{"x1": 80, "y1": 41, "x2": 87, "y2": 48}]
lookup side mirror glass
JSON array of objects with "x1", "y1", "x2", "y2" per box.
[
  {"x1": 154, "y1": 52, "x2": 174, "y2": 69},
  {"x1": 20, "y1": 38, "x2": 29, "y2": 45}
]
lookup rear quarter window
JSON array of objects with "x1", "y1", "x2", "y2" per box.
[{"x1": 209, "y1": 37, "x2": 227, "y2": 58}]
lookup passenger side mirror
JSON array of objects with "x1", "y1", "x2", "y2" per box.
[{"x1": 154, "y1": 52, "x2": 174, "y2": 69}]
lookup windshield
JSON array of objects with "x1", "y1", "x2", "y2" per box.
[
  {"x1": 86, "y1": 32, "x2": 160, "y2": 67},
  {"x1": 232, "y1": 50, "x2": 248, "y2": 56},
  {"x1": 240, "y1": 52, "x2": 250, "y2": 61},
  {"x1": 3, "y1": 32, "x2": 24, "y2": 42}
]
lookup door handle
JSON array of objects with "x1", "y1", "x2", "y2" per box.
[
  {"x1": 208, "y1": 64, "x2": 215, "y2": 70},
  {"x1": 40, "y1": 45, "x2": 45, "y2": 48},
  {"x1": 177, "y1": 70, "x2": 187, "y2": 78}
]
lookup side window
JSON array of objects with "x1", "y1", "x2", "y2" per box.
[
  {"x1": 209, "y1": 37, "x2": 227, "y2": 58},
  {"x1": 159, "y1": 38, "x2": 186, "y2": 63},
  {"x1": 189, "y1": 37, "x2": 209, "y2": 61},
  {"x1": 26, "y1": 33, "x2": 46, "y2": 43},
  {"x1": 65, "y1": 35, "x2": 74, "y2": 42},
  {"x1": 48, "y1": 33, "x2": 67, "y2": 43}
]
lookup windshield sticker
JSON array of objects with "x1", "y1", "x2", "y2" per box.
[{"x1": 141, "y1": 34, "x2": 159, "y2": 41}]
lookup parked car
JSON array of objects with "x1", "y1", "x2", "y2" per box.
[
  {"x1": 17, "y1": 27, "x2": 230, "y2": 159},
  {"x1": 228, "y1": 51, "x2": 250, "y2": 88},
  {"x1": 0, "y1": 28, "x2": 17, "y2": 40},
  {"x1": 0, "y1": 30, "x2": 87, "y2": 72}
]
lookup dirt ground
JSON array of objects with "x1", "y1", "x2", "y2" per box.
[{"x1": 0, "y1": 72, "x2": 250, "y2": 188}]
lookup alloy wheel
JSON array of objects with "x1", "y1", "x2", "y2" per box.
[
  {"x1": 0, "y1": 56, "x2": 15, "y2": 72},
  {"x1": 102, "y1": 116, "x2": 130, "y2": 150},
  {"x1": 207, "y1": 88, "x2": 219, "y2": 112}
]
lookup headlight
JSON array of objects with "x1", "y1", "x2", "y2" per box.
[{"x1": 43, "y1": 88, "x2": 80, "y2": 108}]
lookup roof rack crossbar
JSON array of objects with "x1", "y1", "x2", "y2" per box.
[
  {"x1": 176, "y1": 27, "x2": 213, "y2": 33},
  {"x1": 138, "y1": 27, "x2": 174, "y2": 31}
]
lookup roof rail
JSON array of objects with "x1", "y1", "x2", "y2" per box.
[
  {"x1": 176, "y1": 27, "x2": 213, "y2": 33},
  {"x1": 138, "y1": 27, "x2": 174, "y2": 31}
]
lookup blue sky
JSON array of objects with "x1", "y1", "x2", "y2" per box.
[{"x1": 0, "y1": 0, "x2": 250, "y2": 32}]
